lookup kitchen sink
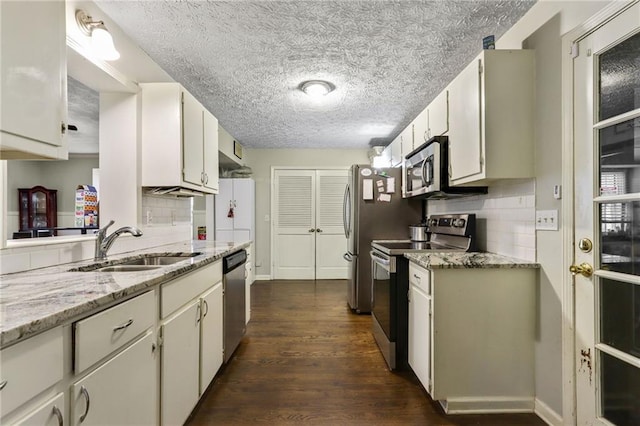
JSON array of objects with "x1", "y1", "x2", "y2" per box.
[
  {"x1": 96, "y1": 265, "x2": 163, "y2": 272},
  {"x1": 71, "y1": 252, "x2": 202, "y2": 272}
]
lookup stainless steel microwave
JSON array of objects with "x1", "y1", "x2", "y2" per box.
[{"x1": 402, "y1": 136, "x2": 487, "y2": 199}]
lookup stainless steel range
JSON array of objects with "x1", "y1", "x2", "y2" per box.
[{"x1": 370, "y1": 214, "x2": 476, "y2": 370}]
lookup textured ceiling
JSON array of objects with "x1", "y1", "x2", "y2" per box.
[{"x1": 95, "y1": 0, "x2": 535, "y2": 149}]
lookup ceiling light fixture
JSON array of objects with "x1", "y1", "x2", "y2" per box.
[
  {"x1": 299, "y1": 80, "x2": 335, "y2": 98},
  {"x1": 75, "y1": 9, "x2": 120, "y2": 61}
]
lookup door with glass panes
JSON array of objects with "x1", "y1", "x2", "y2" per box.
[{"x1": 573, "y1": 3, "x2": 640, "y2": 424}]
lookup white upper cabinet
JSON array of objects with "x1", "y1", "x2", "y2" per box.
[
  {"x1": 140, "y1": 83, "x2": 219, "y2": 194},
  {"x1": 0, "y1": 0, "x2": 67, "y2": 160},
  {"x1": 411, "y1": 108, "x2": 428, "y2": 151},
  {"x1": 390, "y1": 126, "x2": 413, "y2": 168},
  {"x1": 390, "y1": 134, "x2": 403, "y2": 167},
  {"x1": 448, "y1": 50, "x2": 534, "y2": 186},
  {"x1": 427, "y1": 90, "x2": 449, "y2": 139},
  {"x1": 400, "y1": 126, "x2": 413, "y2": 161}
]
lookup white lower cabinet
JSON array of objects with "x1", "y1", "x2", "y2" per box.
[
  {"x1": 200, "y1": 282, "x2": 224, "y2": 394},
  {"x1": 0, "y1": 326, "x2": 64, "y2": 419},
  {"x1": 14, "y1": 392, "x2": 64, "y2": 426},
  {"x1": 71, "y1": 332, "x2": 157, "y2": 425},
  {"x1": 408, "y1": 274, "x2": 431, "y2": 396},
  {"x1": 408, "y1": 261, "x2": 536, "y2": 414},
  {"x1": 161, "y1": 301, "x2": 201, "y2": 426},
  {"x1": 2, "y1": 260, "x2": 228, "y2": 426},
  {"x1": 160, "y1": 261, "x2": 224, "y2": 426}
]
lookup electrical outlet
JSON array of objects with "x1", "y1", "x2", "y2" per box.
[{"x1": 536, "y1": 210, "x2": 559, "y2": 231}]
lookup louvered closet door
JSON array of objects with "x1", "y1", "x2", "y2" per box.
[
  {"x1": 315, "y1": 170, "x2": 349, "y2": 279},
  {"x1": 273, "y1": 170, "x2": 316, "y2": 279}
]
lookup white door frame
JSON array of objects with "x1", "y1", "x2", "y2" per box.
[
  {"x1": 560, "y1": 1, "x2": 639, "y2": 423},
  {"x1": 269, "y1": 166, "x2": 349, "y2": 279}
]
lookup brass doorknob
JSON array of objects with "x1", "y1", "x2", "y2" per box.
[{"x1": 570, "y1": 262, "x2": 593, "y2": 277}]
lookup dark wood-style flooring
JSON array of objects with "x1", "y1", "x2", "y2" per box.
[{"x1": 187, "y1": 280, "x2": 546, "y2": 425}]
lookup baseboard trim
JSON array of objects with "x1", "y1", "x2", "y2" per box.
[
  {"x1": 440, "y1": 396, "x2": 535, "y2": 414},
  {"x1": 255, "y1": 274, "x2": 271, "y2": 281},
  {"x1": 534, "y1": 398, "x2": 563, "y2": 426}
]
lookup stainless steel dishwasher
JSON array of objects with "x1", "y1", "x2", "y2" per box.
[{"x1": 223, "y1": 249, "x2": 247, "y2": 363}]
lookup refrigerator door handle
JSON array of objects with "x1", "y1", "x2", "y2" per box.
[{"x1": 343, "y1": 183, "x2": 351, "y2": 238}]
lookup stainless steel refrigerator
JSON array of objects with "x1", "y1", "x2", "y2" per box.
[{"x1": 342, "y1": 165, "x2": 421, "y2": 313}]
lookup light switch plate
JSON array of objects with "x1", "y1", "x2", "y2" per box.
[{"x1": 536, "y1": 210, "x2": 559, "y2": 231}]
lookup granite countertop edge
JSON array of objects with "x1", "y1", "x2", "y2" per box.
[
  {"x1": 0, "y1": 240, "x2": 251, "y2": 348},
  {"x1": 404, "y1": 251, "x2": 540, "y2": 269}
]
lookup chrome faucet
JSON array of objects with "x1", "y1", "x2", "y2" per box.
[{"x1": 94, "y1": 220, "x2": 143, "y2": 260}]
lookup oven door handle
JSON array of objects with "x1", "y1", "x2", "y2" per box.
[{"x1": 370, "y1": 250, "x2": 390, "y2": 265}]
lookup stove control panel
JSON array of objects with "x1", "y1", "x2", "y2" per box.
[{"x1": 427, "y1": 214, "x2": 475, "y2": 237}]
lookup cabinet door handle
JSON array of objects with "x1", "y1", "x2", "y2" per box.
[
  {"x1": 203, "y1": 300, "x2": 209, "y2": 318},
  {"x1": 204, "y1": 173, "x2": 209, "y2": 184},
  {"x1": 316, "y1": 228, "x2": 323, "y2": 233},
  {"x1": 196, "y1": 304, "x2": 202, "y2": 324},
  {"x1": 79, "y1": 386, "x2": 91, "y2": 423},
  {"x1": 113, "y1": 318, "x2": 133, "y2": 332},
  {"x1": 308, "y1": 228, "x2": 315, "y2": 233},
  {"x1": 53, "y1": 405, "x2": 64, "y2": 426},
  {"x1": 0, "y1": 380, "x2": 7, "y2": 390}
]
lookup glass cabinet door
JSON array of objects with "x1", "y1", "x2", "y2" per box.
[{"x1": 18, "y1": 186, "x2": 57, "y2": 233}]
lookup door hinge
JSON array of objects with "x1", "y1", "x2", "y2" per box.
[
  {"x1": 570, "y1": 42, "x2": 579, "y2": 59},
  {"x1": 157, "y1": 328, "x2": 164, "y2": 348}
]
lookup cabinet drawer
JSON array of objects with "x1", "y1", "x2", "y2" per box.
[
  {"x1": 161, "y1": 261, "x2": 222, "y2": 318},
  {"x1": 409, "y1": 262, "x2": 431, "y2": 295},
  {"x1": 74, "y1": 291, "x2": 155, "y2": 373},
  {"x1": 0, "y1": 327, "x2": 63, "y2": 418},
  {"x1": 14, "y1": 392, "x2": 64, "y2": 426}
]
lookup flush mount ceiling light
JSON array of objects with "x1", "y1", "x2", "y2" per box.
[
  {"x1": 299, "y1": 80, "x2": 335, "y2": 98},
  {"x1": 75, "y1": 9, "x2": 120, "y2": 61}
]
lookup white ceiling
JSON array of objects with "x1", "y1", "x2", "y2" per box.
[{"x1": 93, "y1": 0, "x2": 536, "y2": 150}]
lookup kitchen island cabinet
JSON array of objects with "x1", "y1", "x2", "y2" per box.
[
  {"x1": 448, "y1": 50, "x2": 534, "y2": 186},
  {"x1": 0, "y1": 0, "x2": 67, "y2": 160},
  {"x1": 407, "y1": 253, "x2": 538, "y2": 414}
]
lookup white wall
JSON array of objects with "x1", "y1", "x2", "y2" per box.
[
  {"x1": 246, "y1": 148, "x2": 369, "y2": 277},
  {"x1": 429, "y1": 1, "x2": 611, "y2": 422}
]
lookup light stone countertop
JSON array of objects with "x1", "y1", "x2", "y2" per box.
[
  {"x1": 405, "y1": 252, "x2": 540, "y2": 269},
  {"x1": 0, "y1": 240, "x2": 250, "y2": 348}
]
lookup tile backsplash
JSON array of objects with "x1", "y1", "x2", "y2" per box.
[
  {"x1": 141, "y1": 195, "x2": 192, "y2": 226},
  {"x1": 428, "y1": 179, "x2": 536, "y2": 261}
]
